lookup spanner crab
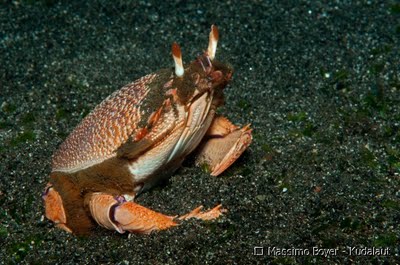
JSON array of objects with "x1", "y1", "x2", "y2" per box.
[{"x1": 43, "y1": 25, "x2": 252, "y2": 235}]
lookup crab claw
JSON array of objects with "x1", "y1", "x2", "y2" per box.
[
  {"x1": 207, "y1": 25, "x2": 219, "y2": 60},
  {"x1": 42, "y1": 183, "x2": 72, "y2": 233},
  {"x1": 210, "y1": 124, "x2": 252, "y2": 176},
  {"x1": 195, "y1": 116, "x2": 252, "y2": 176},
  {"x1": 172, "y1": 42, "x2": 184, "y2": 77}
]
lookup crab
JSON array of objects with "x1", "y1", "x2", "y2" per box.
[{"x1": 43, "y1": 25, "x2": 252, "y2": 235}]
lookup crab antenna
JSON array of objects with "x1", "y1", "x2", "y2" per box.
[
  {"x1": 172, "y1": 42, "x2": 184, "y2": 77},
  {"x1": 207, "y1": 25, "x2": 219, "y2": 60}
]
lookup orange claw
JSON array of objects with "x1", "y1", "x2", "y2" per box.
[
  {"x1": 196, "y1": 118, "x2": 252, "y2": 176},
  {"x1": 43, "y1": 183, "x2": 72, "y2": 233},
  {"x1": 211, "y1": 124, "x2": 252, "y2": 176}
]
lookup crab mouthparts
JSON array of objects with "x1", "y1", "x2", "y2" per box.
[{"x1": 196, "y1": 54, "x2": 213, "y2": 75}]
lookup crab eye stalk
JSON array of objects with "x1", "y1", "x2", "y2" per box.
[
  {"x1": 172, "y1": 42, "x2": 184, "y2": 77},
  {"x1": 207, "y1": 25, "x2": 219, "y2": 60}
]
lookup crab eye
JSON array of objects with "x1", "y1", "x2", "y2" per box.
[{"x1": 210, "y1": 70, "x2": 223, "y2": 82}]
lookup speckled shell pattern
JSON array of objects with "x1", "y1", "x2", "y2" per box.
[{"x1": 52, "y1": 74, "x2": 156, "y2": 173}]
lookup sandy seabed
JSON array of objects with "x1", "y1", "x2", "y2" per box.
[{"x1": 1, "y1": 1, "x2": 399, "y2": 264}]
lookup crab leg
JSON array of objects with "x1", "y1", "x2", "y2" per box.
[
  {"x1": 178, "y1": 204, "x2": 226, "y2": 221},
  {"x1": 195, "y1": 115, "x2": 252, "y2": 176},
  {"x1": 87, "y1": 193, "x2": 226, "y2": 234}
]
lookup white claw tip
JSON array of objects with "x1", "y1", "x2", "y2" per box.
[
  {"x1": 207, "y1": 25, "x2": 219, "y2": 60},
  {"x1": 172, "y1": 42, "x2": 184, "y2": 77}
]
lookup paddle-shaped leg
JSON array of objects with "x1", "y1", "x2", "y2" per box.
[{"x1": 87, "y1": 193, "x2": 226, "y2": 234}]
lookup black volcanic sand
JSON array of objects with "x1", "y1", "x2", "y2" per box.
[{"x1": 1, "y1": 1, "x2": 399, "y2": 264}]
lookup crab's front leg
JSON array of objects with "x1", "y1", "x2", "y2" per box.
[
  {"x1": 195, "y1": 115, "x2": 252, "y2": 176},
  {"x1": 86, "y1": 193, "x2": 226, "y2": 234}
]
